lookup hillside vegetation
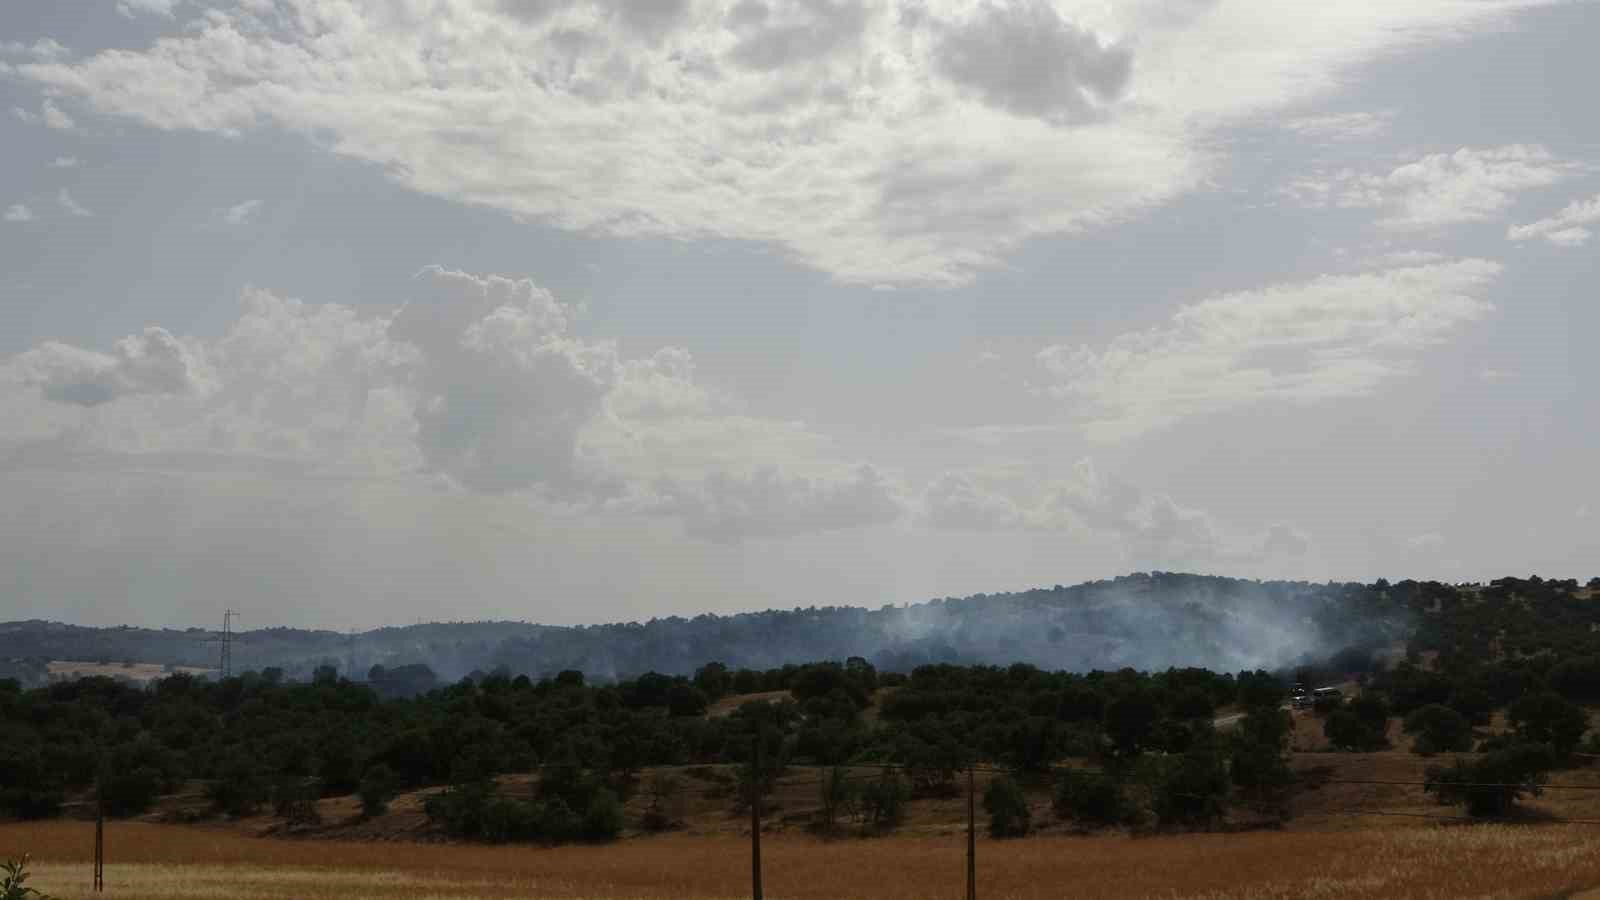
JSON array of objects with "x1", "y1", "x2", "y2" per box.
[
  {"x1": 4, "y1": 574, "x2": 1600, "y2": 849},
  {"x1": 2, "y1": 572, "x2": 1418, "y2": 684}
]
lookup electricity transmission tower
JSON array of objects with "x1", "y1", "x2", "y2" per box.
[{"x1": 218, "y1": 609, "x2": 239, "y2": 679}]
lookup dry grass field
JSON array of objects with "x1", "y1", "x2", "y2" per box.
[
  {"x1": 46, "y1": 661, "x2": 215, "y2": 683},
  {"x1": 10, "y1": 819, "x2": 1600, "y2": 899}
]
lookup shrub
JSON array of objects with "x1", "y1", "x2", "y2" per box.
[
  {"x1": 857, "y1": 768, "x2": 909, "y2": 832},
  {"x1": 640, "y1": 772, "x2": 684, "y2": 832},
  {"x1": 1403, "y1": 704, "x2": 1474, "y2": 756},
  {"x1": 99, "y1": 766, "x2": 164, "y2": 818},
  {"x1": 1324, "y1": 709, "x2": 1387, "y2": 752},
  {"x1": 271, "y1": 776, "x2": 322, "y2": 826},
  {"x1": 1053, "y1": 770, "x2": 1128, "y2": 826},
  {"x1": 358, "y1": 764, "x2": 396, "y2": 818},
  {"x1": 1144, "y1": 741, "x2": 1229, "y2": 826},
  {"x1": 983, "y1": 775, "x2": 1030, "y2": 838},
  {"x1": 581, "y1": 788, "x2": 625, "y2": 841},
  {"x1": 2, "y1": 855, "x2": 53, "y2": 900},
  {"x1": 816, "y1": 766, "x2": 856, "y2": 833},
  {"x1": 1509, "y1": 692, "x2": 1589, "y2": 758},
  {"x1": 1425, "y1": 743, "x2": 1555, "y2": 818}
]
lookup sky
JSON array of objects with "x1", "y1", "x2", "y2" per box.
[{"x1": 1, "y1": 0, "x2": 1595, "y2": 631}]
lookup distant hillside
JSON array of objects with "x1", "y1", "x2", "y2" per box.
[{"x1": 0, "y1": 573, "x2": 1439, "y2": 686}]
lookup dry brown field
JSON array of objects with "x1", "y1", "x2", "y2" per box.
[
  {"x1": 11, "y1": 818, "x2": 1600, "y2": 899},
  {"x1": 46, "y1": 661, "x2": 215, "y2": 683}
]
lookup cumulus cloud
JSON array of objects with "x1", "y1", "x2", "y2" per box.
[
  {"x1": 1284, "y1": 145, "x2": 1577, "y2": 230},
  {"x1": 1036, "y1": 258, "x2": 1502, "y2": 440},
  {"x1": 920, "y1": 459, "x2": 1311, "y2": 569},
  {"x1": 389, "y1": 266, "x2": 619, "y2": 496},
  {"x1": 935, "y1": 0, "x2": 1132, "y2": 122},
  {"x1": 1508, "y1": 191, "x2": 1600, "y2": 247},
  {"x1": 58, "y1": 189, "x2": 92, "y2": 217},
  {"x1": 10, "y1": 0, "x2": 1557, "y2": 285},
  {"x1": 3, "y1": 204, "x2": 34, "y2": 223},
  {"x1": 0, "y1": 267, "x2": 897, "y2": 540},
  {"x1": 14, "y1": 328, "x2": 200, "y2": 407}
]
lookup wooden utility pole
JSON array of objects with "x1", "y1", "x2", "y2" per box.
[
  {"x1": 93, "y1": 795, "x2": 104, "y2": 893},
  {"x1": 751, "y1": 731, "x2": 764, "y2": 900},
  {"x1": 966, "y1": 765, "x2": 976, "y2": 900}
]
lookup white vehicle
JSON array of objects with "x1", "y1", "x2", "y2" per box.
[{"x1": 1313, "y1": 686, "x2": 1343, "y2": 706}]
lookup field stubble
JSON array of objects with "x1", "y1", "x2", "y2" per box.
[{"x1": 9, "y1": 820, "x2": 1600, "y2": 899}]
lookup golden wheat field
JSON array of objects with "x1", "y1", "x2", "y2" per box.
[{"x1": 10, "y1": 820, "x2": 1600, "y2": 899}]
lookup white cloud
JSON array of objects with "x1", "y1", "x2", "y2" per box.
[
  {"x1": 1037, "y1": 258, "x2": 1502, "y2": 440},
  {"x1": 0, "y1": 266, "x2": 894, "y2": 540},
  {"x1": 50, "y1": 156, "x2": 81, "y2": 169},
  {"x1": 0, "y1": 39, "x2": 70, "y2": 61},
  {"x1": 14, "y1": 99, "x2": 78, "y2": 131},
  {"x1": 3, "y1": 204, "x2": 34, "y2": 223},
  {"x1": 220, "y1": 199, "x2": 262, "y2": 226},
  {"x1": 14, "y1": 328, "x2": 201, "y2": 407},
  {"x1": 1508, "y1": 191, "x2": 1600, "y2": 247},
  {"x1": 1285, "y1": 145, "x2": 1577, "y2": 229},
  {"x1": 117, "y1": 0, "x2": 181, "y2": 17},
  {"x1": 919, "y1": 459, "x2": 1311, "y2": 569},
  {"x1": 1283, "y1": 110, "x2": 1394, "y2": 141},
  {"x1": 12, "y1": 0, "x2": 1561, "y2": 285},
  {"x1": 58, "y1": 189, "x2": 93, "y2": 217},
  {"x1": 1407, "y1": 532, "x2": 1445, "y2": 551}
]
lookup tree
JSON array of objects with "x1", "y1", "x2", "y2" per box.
[
  {"x1": 1145, "y1": 740, "x2": 1229, "y2": 826},
  {"x1": 1104, "y1": 693, "x2": 1160, "y2": 758},
  {"x1": 358, "y1": 763, "x2": 396, "y2": 818},
  {"x1": 1053, "y1": 770, "x2": 1128, "y2": 826},
  {"x1": 984, "y1": 775, "x2": 1031, "y2": 837},
  {"x1": 1403, "y1": 704, "x2": 1474, "y2": 756},
  {"x1": 1509, "y1": 692, "x2": 1589, "y2": 757},
  {"x1": 1230, "y1": 706, "x2": 1293, "y2": 815},
  {"x1": 1324, "y1": 709, "x2": 1387, "y2": 752},
  {"x1": 580, "y1": 788, "x2": 624, "y2": 841},
  {"x1": 858, "y1": 767, "x2": 908, "y2": 832},
  {"x1": 640, "y1": 772, "x2": 683, "y2": 832},
  {"x1": 1425, "y1": 743, "x2": 1554, "y2": 818},
  {"x1": 816, "y1": 766, "x2": 856, "y2": 833}
]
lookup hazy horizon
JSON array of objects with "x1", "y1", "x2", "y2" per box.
[{"x1": 3, "y1": 1, "x2": 1596, "y2": 633}]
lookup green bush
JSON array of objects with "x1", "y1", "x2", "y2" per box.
[
  {"x1": 1145, "y1": 742, "x2": 1229, "y2": 826},
  {"x1": 1403, "y1": 704, "x2": 1474, "y2": 756},
  {"x1": 983, "y1": 775, "x2": 1031, "y2": 838},
  {"x1": 1324, "y1": 709, "x2": 1388, "y2": 752},
  {"x1": 358, "y1": 764, "x2": 396, "y2": 818},
  {"x1": 1509, "y1": 692, "x2": 1589, "y2": 757},
  {"x1": 581, "y1": 788, "x2": 625, "y2": 841},
  {"x1": 2, "y1": 855, "x2": 53, "y2": 900},
  {"x1": 857, "y1": 768, "x2": 908, "y2": 832},
  {"x1": 1425, "y1": 743, "x2": 1554, "y2": 818},
  {"x1": 1052, "y1": 770, "x2": 1128, "y2": 826}
]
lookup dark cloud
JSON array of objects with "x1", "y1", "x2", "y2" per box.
[{"x1": 936, "y1": 0, "x2": 1132, "y2": 121}]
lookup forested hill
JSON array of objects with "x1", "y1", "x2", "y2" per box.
[{"x1": 0, "y1": 573, "x2": 1480, "y2": 685}]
